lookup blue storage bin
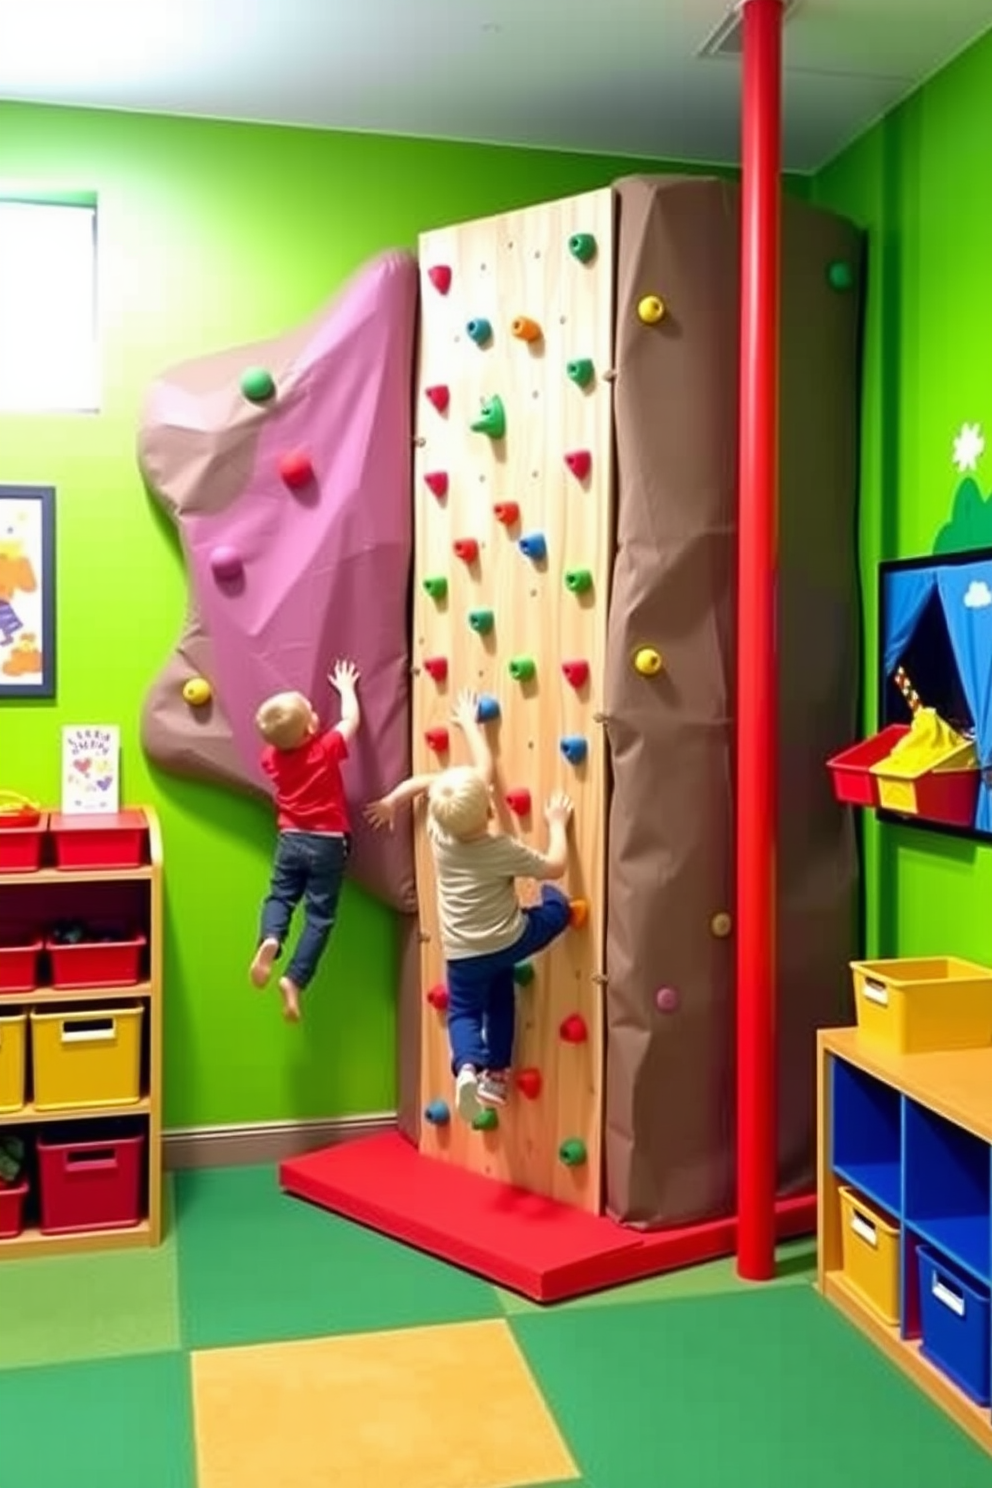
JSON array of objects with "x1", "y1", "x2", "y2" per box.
[{"x1": 917, "y1": 1244, "x2": 991, "y2": 1406}]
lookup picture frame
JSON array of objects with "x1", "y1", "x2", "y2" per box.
[{"x1": 0, "y1": 483, "x2": 56, "y2": 700}]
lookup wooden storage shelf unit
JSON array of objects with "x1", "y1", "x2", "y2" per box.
[
  {"x1": 818, "y1": 1027, "x2": 992, "y2": 1454},
  {"x1": 0, "y1": 807, "x2": 163, "y2": 1260}
]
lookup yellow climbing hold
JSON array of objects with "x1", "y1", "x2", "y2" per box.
[
  {"x1": 183, "y1": 677, "x2": 212, "y2": 707},
  {"x1": 633, "y1": 647, "x2": 663, "y2": 677},
  {"x1": 711, "y1": 912, "x2": 733, "y2": 939},
  {"x1": 637, "y1": 295, "x2": 666, "y2": 325}
]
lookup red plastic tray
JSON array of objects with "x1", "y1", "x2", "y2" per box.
[
  {"x1": 49, "y1": 810, "x2": 147, "y2": 871},
  {"x1": 0, "y1": 938, "x2": 43, "y2": 994},
  {"x1": 38, "y1": 1128, "x2": 145, "y2": 1235},
  {"x1": 46, "y1": 933, "x2": 147, "y2": 990},
  {"x1": 0, "y1": 813, "x2": 48, "y2": 875},
  {"x1": 827, "y1": 725, "x2": 909, "y2": 808},
  {"x1": 0, "y1": 1179, "x2": 29, "y2": 1240}
]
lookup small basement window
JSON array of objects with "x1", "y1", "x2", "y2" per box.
[{"x1": 0, "y1": 197, "x2": 99, "y2": 413}]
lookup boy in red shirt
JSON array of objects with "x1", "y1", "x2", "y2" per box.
[{"x1": 249, "y1": 659, "x2": 360, "y2": 1021}]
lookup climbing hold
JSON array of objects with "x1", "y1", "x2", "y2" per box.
[
  {"x1": 505, "y1": 787, "x2": 532, "y2": 817},
  {"x1": 569, "y1": 899, "x2": 589, "y2": 930},
  {"x1": 559, "y1": 1013, "x2": 588, "y2": 1044},
  {"x1": 518, "y1": 533, "x2": 547, "y2": 562},
  {"x1": 711, "y1": 912, "x2": 733, "y2": 939},
  {"x1": 559, "y1": 1138, "x2": 587, "y2": 1167},
  {"x1": 511, "y1": 316, "x2": 542, "y2": 343},
  {"x1": 466, "y1": 317, "x2": 492, "y2": 346},
  {"x1": 424, "y1": 470, "x2": 449, "y2": 498},
  {"x1": 516, "y1": 1067, "x2": 543, "y2": 1100},
  {"x1": 426, "y1": 984, "x2": 450, "y2": 1011},
  {"x1": 560, "y1": 735, "x2": 588, "y2": 766},
  {"x1": 513, "y1": 962, "x2": 535, "y2": 987},
  {"x1": 279, "y1": 449, "x2": 313, "y2": 489},
  {"x1": 453, "y1": 537, "x2": 479, "y2": 564},
  {"x1": 493, "y1": 501, "x2": 520, "y2": 526},
  {"x1": 426, "y1": 727, "x2": 450, "y2": 753},
  {"x1": 633, "y1": 646, "x2": 663, "y2": 676},
  {"x1": 637, "y1": 295, "x2": 666, "y2": 325},
  {"x1": 427, "y1": 264, "x2": 452, "y2": 294},
  {"x1": 564, "y1": 567, "x2": 593, "y2": 595},
  {"x1": 240, "y1": 366, "x2": 275, "y2": 402},
  {"x1": 422, "y1": 575, "x2": 448, "y2": 601},
  {"x1": 568, "y1": 232, "x2": 597, "y2": 263},
  {"x1": 827, "y1": 260, "x2": 854, "y2": 291},
  {"x1": 508, "y1": 655, "x2": 536, "y2": 683},
  {"x1": 473, "y1": 1107, "x2": 499, "y2": 1131},
  {"x1": 425, "y1": 384, "x2": 450, "y2": 412},
  {"x1": 468, "y1": 608, "x2": 494, "y2": 634},
  {"x1": 425, "y1": 1099, "x2": 451, "y2": 1125},
  {"x1": 210, "y1": 545, "x2": 243, "y2": 582},
  {"x1": 422, "y1": 655, "x2": 448, "y2": 682},
  {"x1": 182, "y1": 677, "x2": 212, "y2": 707},
  {"x1": 566, "y1": 358, "x2": 595, "y2": 388},
  {"x1": 564, "y1": 449, "x2": 591, "y2": 481},
  {"x1": 561, "y1": 659, "x2": 590, "y2": 689},
  {"x1": 471, "y1": 395, "x2": 506, "y2": 439},
  {"x1": 476, "y1": 694, "x2": 501, "y2": 723},
  {"x1": 655, "y1": 986, "x2": 680, "y2": 1014}
]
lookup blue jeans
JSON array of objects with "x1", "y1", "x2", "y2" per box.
[
  {"x1": 258, "y1": 831, "x2": 350, "y2": 990},
  {"x1": 446, "y1": 885, "x2": 571, "y2": 1074}
]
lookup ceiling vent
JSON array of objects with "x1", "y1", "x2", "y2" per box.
[{"x1": 697, "y1": 0, "x2": 803, "y2": 60}]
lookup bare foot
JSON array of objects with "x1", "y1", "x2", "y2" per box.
[
  {"x1": 250, "y1": 937, "x2": 279, "y2": 988},
  {"x1": 279, "y1": 976, "x2": 302, "y2": 1022}
]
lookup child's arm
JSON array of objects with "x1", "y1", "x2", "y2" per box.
[
  {"x1": 329, "y1": 659, "x2": 361, "y2": 743},
  {"x1": 365, "y1": 773, "x2": 436, "y2": 831},
  {"x1": 451, "y1": 688, "x2": 494, "y2": 787}
]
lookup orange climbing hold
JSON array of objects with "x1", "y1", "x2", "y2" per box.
[
  {"x1": 569, "y1": 898, "x2": 589, "y2": 929},
  {"x1": 516, "y1": 1068, "x2": 543, "y2": 1100},
  {"x1": 425, "y1": 727, "x2": 449, "y2": 753},
  {"x1": 511, "y1": 316, "x2": 542, "y2": 343},
  {"x1": 453, "y1": 537, "x2": 479, "y2": 563},
  {"x1": 426, "y1": 984, "x2": 450, "y2": 1011},
  {"x1": 559, "y1": 1013, "x2": 588, "y2": 1044},
  {"x1": 493, "y1": 501, "x2": 520, "y2": 526},
  {"x1": 425, "y1": 384, "x2": 450, "y2": 413}
]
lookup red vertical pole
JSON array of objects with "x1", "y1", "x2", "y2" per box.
[{"x1": 736, "y1": 0, "x2": 783, "y2": 1282}]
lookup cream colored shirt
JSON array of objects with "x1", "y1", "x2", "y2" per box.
[{"x1": 427, "y1": 817, "x2": 549, "y2": 960}]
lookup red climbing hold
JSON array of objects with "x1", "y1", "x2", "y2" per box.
[
  {"x1": 561, "y1": 659, "x2": 590, "y2": 689},
  {"x1": 426, "y1": 984, "x2": 450, "y2": 1011},
  {"x1": 424, "y1": 470, "x2": 449, "y2": 498},
  {"x1": 493, "y1": 501, "x2": 520, "y2": 526},
  {"x1": 425, "y1": 727, "x2": 450, "y2": 753},
  {"x1": 423, "y1": 655, "x2": 448, "y2": 682},
  {"x1": 516, "y1": 1068, "x2": 543, "y2": 1100},
  {"x1": 453, "y1": 537, "x2": 479, "y2": 563},
  {"x1": 425, "y1": 385, "x2": 450, "y2": 413},
  {"x1": 428, "y1": 264, "x2": 452, "y2": 294},
  {"x1": 505, "y1": 788, "x2": 532, "y2": 816},
  {"x1": 279, "y1": 449, "x2": 314, "y2": 489},
  {"x1": 564, "y1": 450, "x2": 591, "y2": 481},
  {"x1": 559, "y1": 1013, "x2": 589, "y2": 1044}
]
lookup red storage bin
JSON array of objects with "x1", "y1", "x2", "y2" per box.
[
  {"x1": 37, "y1": 1124, "x2": 145, "y2": 1234},
  {"x1": 0, "y1": 1179, "x2": 28, "y2": 1240},
  {"x1": 827, "y1": 725, "x2": 908, "y2": 808},
  {"x1": 50, "y1": 810, "x2": 147, "y2": 871},
  {"x1": 47, "y1": 932, "x2": 147, "y2": 989},
  {"x1": 0, "y1": 936, "x2": 43, "y2": 994},
  {"x1": 0, "y1": 810, "x2": 48, "y2": 874}
]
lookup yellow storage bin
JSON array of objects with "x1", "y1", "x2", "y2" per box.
[
  {"x1": 839, "y1": 1185, "x2": 900, "y2": 1325},
  {"x1": 30, "y1": 1004, "x2": 144, "y2": 1111},
  {"x1": 851, "y1": 957, "x2": 992, "y2": 1055},
  {"x1": 0, "y1": 1010, "x2": 27, "y2": 1114}
]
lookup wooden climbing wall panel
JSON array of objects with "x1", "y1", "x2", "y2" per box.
[{"x1": 412, "y1": 188, "x2": 615, "y2": 1213}]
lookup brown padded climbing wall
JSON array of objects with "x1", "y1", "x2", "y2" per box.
[{"x1": 604, "y1": 176, "x2": 863, "y2": 1227}]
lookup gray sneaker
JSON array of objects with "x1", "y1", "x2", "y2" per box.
[
  {"x1": 455, "y1": 1065, "x2": 480, "y2": 1122},
  {"x1": 478, "y1": 1071, "x2": 509, "y2": 1106}
]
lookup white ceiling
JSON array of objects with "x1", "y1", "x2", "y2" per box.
[{"x1": 0, "y1": 0, "x2": 988, "y2": 173}]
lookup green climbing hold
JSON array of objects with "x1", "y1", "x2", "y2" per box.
[
  {"x1": 566, "y1": 358, "x2": 595, "y2": 388},
  {"x1": 471, "y1": 395, "x2": 506, "y2": 439},
  {"x1": 240, "y1": 366, "x2": 276, "y2": 402},
  {"x1": 508, "y1": 655, "x2": 536, "y2": 682},
  {"x1": 513, "y1": 961, "x2": 535, "y2": 987},
  {"x1": 827, "y1": 260, "x2": 854, "y2": 292},
  {"x1": 559, "y1": 1137, "x2": 587, "y2": 1167},
  {"x1": 468, "y1": 608, "x2": 494, "y2": 634},
  {"x1": 565, "y1": 568, "x2": 593, "y2": 594},
  {"x1": 473, "y1": 1107, "x2": 499, "y2": 1131},
  {"x1": 423, "y1": 575, "x2": 448, "y2": 600},
  {"x1": 568, "y1": 233, "x2": 597, "y2": 264}
]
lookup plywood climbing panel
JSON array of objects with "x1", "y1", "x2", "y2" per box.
[{"x1": 412, "y1": 188, "x2": 615, "y2": 1212}]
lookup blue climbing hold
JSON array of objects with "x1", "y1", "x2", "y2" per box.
[
  {"x1": 466, "y1": 318, "x2": 492, "y2": 346},
  {"x1": 476, "y1": 694, "x2": 501, "y2": 723},
  {"x1": 560, "y1": 735, "x2": 588, "y2": 766},
  {"x1": 518, "y1": 533, "x2": 547, "y2": 562},
  {"x1": 425, "y1": 1099, "x2": 451, "y2": 1126}
]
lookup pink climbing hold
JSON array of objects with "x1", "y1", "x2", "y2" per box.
[
  {"x1": 425, "y1": 384, "x2": 450, "y2": 413},
  {"x1": 423, "y1": 655, "x2": 448, "y2": 682},
  {"x1": 424, "y1": 470, "x2": 449, "y2": 498},
  {"x1": 559, "y1": 1013, "x2": 589, "y2": 1044},
  {"x1": 561, "y1": 659, "x2": 590, "y2": 689},
  {"x1": 426, "y1": 983, "x2": 450, "y2": 1011},
  {"x1": 425, "y1": 726, "x2": 449, "y2": 753},
  {"x1": 209, "y1": 545, "x2": 243, "y2": 582},
  {"x1": 564, "y1": 449, "x2": 591, "y2": 481},
  {"x1": 656, "y1": 986, "x2": 680, "y2": 1014},
  {"x1": 428, "y1": 264, "x2": 452, "y2": 294},
  {"x1": 279, "y1": 449, "x2": 314, "y2": 489},
  {"x1": 505, "y1": 787, "x2": 532, "y2": 817}
]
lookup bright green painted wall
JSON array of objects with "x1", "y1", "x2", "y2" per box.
[
  {"x1": 812, "y1": 32, "x2": 992, "y2": 965},
  {"x1": 0, "y1": 102, "x2": 761, "y2": 1129}
]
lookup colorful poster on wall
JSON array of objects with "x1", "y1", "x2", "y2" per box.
[
  {"x1": 61, "y1": 725, "x2": 120, "y2": 814},
  {"x1": 0, "y1": 484, "x2": 56, "y2": 700}
]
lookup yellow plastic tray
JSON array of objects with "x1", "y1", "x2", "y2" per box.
[
  {"x1": 851, "y1": 957, "x2": 992, "y2": 1055},
  {"x1": 30, "y1": 1004, "x2": 144, "y2": 1111},
  {"x1": 839, "y1": 1186, "x2": 900, "y2": 1325},
  {"x1": 0, "y1": 1011, "x2": 27, "y2": 1114}
]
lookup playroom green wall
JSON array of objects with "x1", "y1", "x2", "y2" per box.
[
  {"x1": 812, "y1": 29, "x2": 992, "y2": 967},
  {"x1": 0, "y1": 102, "x2": 786, "y2": 1130}
]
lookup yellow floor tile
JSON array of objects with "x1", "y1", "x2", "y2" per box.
[{"x1": 191, "y1": 1317, "x2": 579, "y2": 1488}]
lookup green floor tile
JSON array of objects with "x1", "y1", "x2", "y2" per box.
[
  {"x1": 0, "y1": 1179, "x2": 180, "y2": 1371},
  {"x1": 175, "y1": 1163, "x2": 501, "y2": 1349},
  {"x1": 0, "y1": 1350, "x2": 194, "y2": 1488},
  {"x1": 512, "y1": 1285, "x2": 992, "y2": 1488},
  {"x1": 496, "y1": 1237, "x2": 816, "y2": 1315}
]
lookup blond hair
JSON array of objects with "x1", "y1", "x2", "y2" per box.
[
  {"x1": 255, "y1": 691, "x2": 313, "y2": 751},
  {"x1": 428, "y1": 766, "x2": 490, "y2": 840}
]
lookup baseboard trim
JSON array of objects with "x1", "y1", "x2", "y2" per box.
[{"x1": 163, "y1": 1111, "x2": 397, "y2": 1169}]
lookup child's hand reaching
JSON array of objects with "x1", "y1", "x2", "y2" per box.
[
  {"x1": 544, "y1": 791, "x2": 573, "y2": 828},
  {"x1": 329, "y1": 659, "x2": 360, "y2": 693},
  {"x1": 364, "y1": 797, "x2": 395, "y2": 832},
  {"x1": 451, "y1": 688, "x2": 480, "y2": 730}
]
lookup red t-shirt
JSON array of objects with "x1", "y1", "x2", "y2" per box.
[{"x1": 261, "y1": 728, "x2": 350, "y2": 834}]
